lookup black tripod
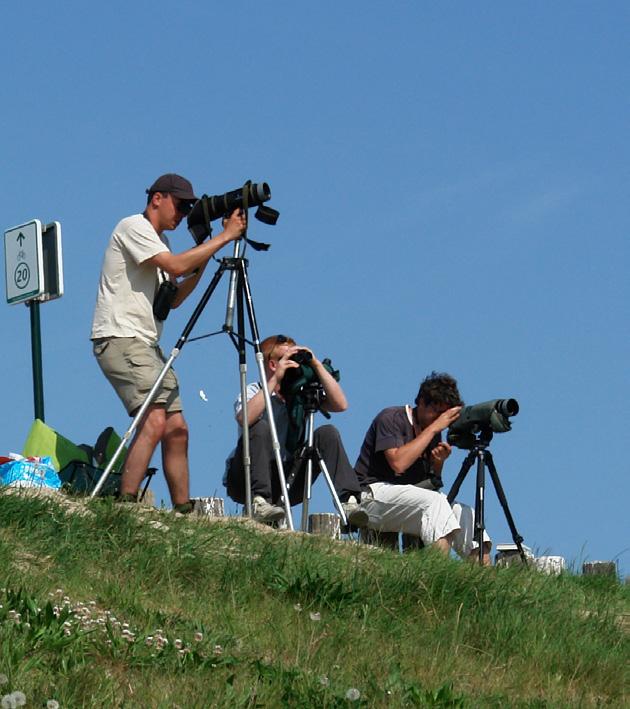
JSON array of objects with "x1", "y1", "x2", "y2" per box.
[
  {"x1": 284, "y1": 385, "x2": 348, "y2": 531},
  {"x1": 447, "y1": 428, "x2": 527, "y2": 565},
  {"x1": 90, "y1": 237, "x2": 294, "y2": 529}
]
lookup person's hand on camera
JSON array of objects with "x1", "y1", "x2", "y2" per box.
[
  {"x1": 295, "y1": 345, "x2": 320, "y2": 366},
  {"x1": 431, "y1": 442, "x2": 452, "y2": 467},
  {"x1": 430, "y1": 406, "x2": 462, "y2": 434},
  {"x1": 274, "y1": 345, "x2": 301, "y2": 382},
  {"x1": 222, "y1": 208, "x2": 247, "y2": 242}
]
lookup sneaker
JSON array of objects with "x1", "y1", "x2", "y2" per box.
[
  {"x1": 342, "y1": 495, "x2": 369, "y2": 528},
  {"x1": 252, "y1": 496, "x2": 285, "y2": 524}
]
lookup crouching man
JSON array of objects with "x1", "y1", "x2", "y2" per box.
[
  {"x1": 354, "y1": 371, "x2": 491, "y2": 563},
  {"x1": 225, "y1": 335, "x2": 369, "y2": 527}
]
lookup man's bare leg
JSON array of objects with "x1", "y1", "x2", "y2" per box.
[
  {"x1": 433, "y1": 530, "x2": 457, "y2": 556},
  {"x1": 468, "y1": 542, "x2": 492, "y2": 566},
  {"x1": 120, "y1": 406, "x2": 166, "y2": 498},
  {"x1": 161, "y1": 411, "x2": 190, "y2": 506}
]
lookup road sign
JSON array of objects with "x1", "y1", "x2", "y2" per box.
[
  {"x1": 41, "y1": 221, "x2": 64, "y2": 301},
  {"x1": 4, "y1": 219, "x2": 45, "y2": 304}
]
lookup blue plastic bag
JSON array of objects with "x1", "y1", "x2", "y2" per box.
[{"x1": 0, "y1": 456, "x2": 62, "y2": 490}]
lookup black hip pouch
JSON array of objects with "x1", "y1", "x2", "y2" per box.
[{"x1": 153, "y1": 280, "x2": 178, "y2": 321}]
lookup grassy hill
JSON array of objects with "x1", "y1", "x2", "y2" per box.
[{"x1": 0, "y1": 488, "x2": 627, "y2": 708}]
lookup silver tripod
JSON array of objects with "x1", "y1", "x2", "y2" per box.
[{"x1": 285, "y1": 384, "x2": 348, "y2": 531}]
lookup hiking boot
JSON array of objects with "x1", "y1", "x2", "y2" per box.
[
  {"x1": 117, "y1": 492, "x2": 139, "y2": 504},
  {"x1": 173, "y1": 501, "x2": 194, "y2": 515},
  {"x1": 252, "y1": 496, "x2": 285, "y2": 524},
  {"x1": 342, "y1": 495, "x2": 369, "y2": 528}
]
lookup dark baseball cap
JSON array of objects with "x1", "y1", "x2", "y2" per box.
[{"x1": 146, "y1": 173, "x2": 198, "y2": 201}]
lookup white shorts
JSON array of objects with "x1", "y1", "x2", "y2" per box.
[{"x1": 363, "y1": 482, "x2": 491, "y2": 558}]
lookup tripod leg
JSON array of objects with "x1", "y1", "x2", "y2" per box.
[
  {"x1": 235, "y1": 275, "x2": 252, "y2": 517},
  {"x1": 314, "y1": 450, "x2": 348, "y2": 527},
  {"x1": 447, "y1": 450, "x2": 476, "y2": 504},
  {"x1": 301, "y1": 458, "x2": 314, "y2": 532},
  {"x1": 91, "y1": 261, "x2": 228, "y2": 499},
  {"x1": 238, "y1": 260, "x2": 294, "y2": 530},
  {"x1": 474, "y1": 451, "x2": 486, "y2": 564},
  {"x1": 223, "y1": 239, "x2": 243, "y2": 332},
  {"x1": 300, "y1": 413, "x2": 316, "y2": 531},
  {"x1": 485, "y1": 452, "x2": 528, "y2": 565}
]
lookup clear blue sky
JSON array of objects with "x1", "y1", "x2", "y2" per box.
[{"x1": 2, "y1": 2, "x2": 628, "y2": 577}]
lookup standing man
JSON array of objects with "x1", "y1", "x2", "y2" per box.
[
  {"x1": 354, "y1": 371, "x2": 491, "y2": 562},
  {"x1": 91, "y1": 173, "x2": 246, "y2": 512},
  {"x1": 225, "y1": 334, "x2": 368, "y2": 526}
]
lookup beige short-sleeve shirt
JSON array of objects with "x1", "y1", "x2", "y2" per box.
[{"x1": 91, "y1": 214, "x2": 170, "y2": 344}]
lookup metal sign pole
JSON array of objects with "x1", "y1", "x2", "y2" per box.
[
  {"x1": 28, "y1": 300, "x2": 45, "y2": 422},
  {"x1": 5, "y1": 218, "x2": 64, "y2": 424}
]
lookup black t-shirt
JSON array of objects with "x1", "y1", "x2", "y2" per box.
[{"x1": 354, "y1": 406, "x2": 440, "y2": 486}]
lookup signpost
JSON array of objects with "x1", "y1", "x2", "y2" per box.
[
  {"x1": 4, "y1": 219, "x2": 45, "y2": 304},
  {"x1": 4, "y1": 219, "x2": 65, "y2": 422}
]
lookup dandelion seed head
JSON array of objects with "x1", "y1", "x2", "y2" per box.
[
  {"x1": 0, "y1": 695, "x2": 16, "y2": 709},
  {"x1": 47, "y1": 701, "x2": 60, "y2": 709},
  {"x1": 309, "y1": 612, "x2": 321, "y2": 622},
  {"x1": 345, "y1": 688, "x2": 361, "y2": 701},
  {"x1": 318, "y1": 675, "x2": 329, "y2": 687}
]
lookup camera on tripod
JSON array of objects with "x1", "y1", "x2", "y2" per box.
[
  {"x1": 187, "y1": 181, "x2": 280, "y2": 245},
  {"x1": 280, "y1": 350, "x2": 339, "y2": 401},
  {"x1": 447, "y1": 398, "x2": 519, "y2": 450},
  {"x1": 279, "y1": 351, "x2": 340, "y2": 453}
]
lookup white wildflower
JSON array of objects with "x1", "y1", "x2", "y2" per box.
[
  {"x1": 193, "y1": 631, "x2": 203, "y2": 642},
  {"x1": 0, "y1": 694, "x2": 16, "y2": 709},
  {"x1": 293, "y1": 603, "x2": 302, "y2": 612},
  {"x1": 13, "y1": 695, "x2": 26, "y2": 709},
  {"x1": 345, "y1": 687, "x2": 361, "y2": 701}
]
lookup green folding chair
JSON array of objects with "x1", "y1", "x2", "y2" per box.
[{"x1": 22, "y1": 420, "x2": 155, "y2": 499}]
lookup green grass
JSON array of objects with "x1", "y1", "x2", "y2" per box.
[{"x1": 0, "y1": 488, "x2": 627, "y2": 707}]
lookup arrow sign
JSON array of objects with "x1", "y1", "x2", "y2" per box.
[{"x1": 4, "y1": 220, "x2": 45, "y2": 304}]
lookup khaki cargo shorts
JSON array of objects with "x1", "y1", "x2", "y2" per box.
[{"x1": 92, "y1": 337, "x2": 182, "y2": 416}]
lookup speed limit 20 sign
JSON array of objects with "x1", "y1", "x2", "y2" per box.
[{"x1": 4, "y1": 219, "x2": 45, "y2": 304}]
